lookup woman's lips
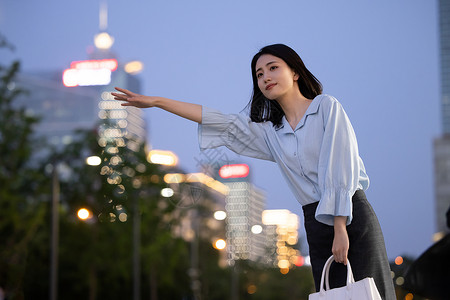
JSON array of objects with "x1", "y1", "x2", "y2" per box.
[{"x1": 265, "y1": 83, "x2": 276, "y2": 90}]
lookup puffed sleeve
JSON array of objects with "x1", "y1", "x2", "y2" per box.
[
  {"x1": 315, "y1": 98, "x2": 362, "y2": 226},
  {"x1": 198, "y1": 106, "x2": 275, "y2": 161}
]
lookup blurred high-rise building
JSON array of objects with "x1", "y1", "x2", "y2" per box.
[
  {"x1": 262, "y1": 209, "x2": 303, "y2": 272},
  {"x1": 15, "y1": 61, "x2": 145, "y2": 150},
  {"x1": 163, "y1": 170, "x2": 229, "y2": 254},
  {"x1": 13, "y1": 23, "x2": 147, "y2": 160},
  {"x1": 214, "y1": 163, "x2": 266, "y2": 264},
  {"x1": 433, "y1": 0, "x2": 450, "y2": 237}
]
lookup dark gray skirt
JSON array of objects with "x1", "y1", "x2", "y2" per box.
[{"x1": 302, "y1": 190, "x2": 396, "y2": 300}]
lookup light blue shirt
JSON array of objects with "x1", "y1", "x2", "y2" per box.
[{"x1": 198, "y1": 94, "x2": 369, "y2": 226}]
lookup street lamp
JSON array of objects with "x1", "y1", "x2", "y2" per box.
[
  {"x1": 85, "y1": 155, "x2": 101, "y2": 166},
  {"x1": 147, "y1": 150, "x2": 178, "y2": 166},
  {"x1": 213, "y1": 239, "x2": 227, "y2": 250},
  {"x1": 160, "y1": 187, "x2": 174, "y2": 198},
  {"x1": 213, "y1": 210, "x2": 227, "y2": 221},
  {"x1": 77, "y1": 208, "x2": 92, "y2": 221}
]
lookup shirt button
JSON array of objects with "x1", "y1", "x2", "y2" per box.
[{"x1": 294, "y1": 152, "x2": 297, "y2": 156}]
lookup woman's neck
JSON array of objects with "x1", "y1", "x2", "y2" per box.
[{"x1": 277, "y1": 91, "x2": 312, "y2": 130}]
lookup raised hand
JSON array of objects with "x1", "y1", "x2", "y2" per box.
[
  {"x1": 111, "y1": 87, "x2": 202, "y2": 123},
  {"x1": 111, "y1": 87, "x2": 157, "y2": 108}
]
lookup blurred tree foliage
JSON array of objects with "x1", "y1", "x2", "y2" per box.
[
  {"x1": 0, "y1": 34, "x2": 51, "y2": 300},
  {"x1": 44, "y1": 126, "x2": 193, "y2": 300}
]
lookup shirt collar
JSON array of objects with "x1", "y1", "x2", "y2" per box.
[{"x1": 275, "y1": 94, "x2": 324, "y2": 133}]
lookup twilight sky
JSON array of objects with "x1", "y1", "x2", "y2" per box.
[{"x1": 0, "y1": 0, "x2": 441, "y2": 260}]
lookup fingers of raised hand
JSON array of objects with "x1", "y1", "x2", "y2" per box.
[
  {"x1": 114, "y1": 87, "x2": 137, "y2": 98},
  {"x1": 111, "y1": 92, "x2": 127, "y2": 101}
]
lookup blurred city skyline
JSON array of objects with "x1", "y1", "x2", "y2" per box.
[{"x1": 0, "y1": 0, "x2": 440, "y2": 260}]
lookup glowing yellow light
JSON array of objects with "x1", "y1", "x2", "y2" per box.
[
  {"x1": 86, "y1": 155, "x2": 101, "y2": 166},
  {"x1": 148, "y1": 150, "x2": 178, "y2": 166},
  {"x1": 247, "y1": 284, "x2": 257, "y2": 294},
  {"x1": 110, "y1": 155, "x2": 122, "y2": 166},
  {"x1": 162, "y1": 172, "x2": 228, "y2": 195},
  {"x1": 287, "y1": 236, "x2": 298, "y2": 245},
  {"x1": 109, "y1": 212, "x2": 116, "y2": 222},
  {"x1": 395, "y1": 256, "x2": 403, "y2": 265},
  {"x1": 124, "y1": 61, "x2": 144, "y2": 75},
  {"x1": 251, "y1": 225, "x2": 263, "y2": 234},
  {"x1": 280, "y1": 268, "x2": 289, "y2": 274},
  {"x1": 214, "y1": 211, "x2": 227, "y2": 220},
  {"x1": 118, "y1": 213, "x2": 127, "y2": 222},
  {"x1": 208, "y1": 181, "x2": 229, "y2": 195},
  {"x1": 164, "y1": 173, "x2": 185, "y2": 183},
  {"x1": 263, "y1": 209, "x2": 298, "y2": 228},
  {"x1": 277, "y1": 246, "x2": 288, "y2": 255},
  {"x1": 278, "y1": 259, "x2": 290, "y2": 269},
  {"x1": 94, "y1": 32, "x2": 114, "y2": 50},
  {"x1": 77, "y1": 208, "x2": 91, "y2": 220},
  {"x1": 404, "y1": 293, "x2": 414, "y2": 300},
  {"x1": 213, "y1": 239, "x2": 226, "y2": 250},
  {"x1": 161, "y1": 188, "x2": 174, "y2": 198}
]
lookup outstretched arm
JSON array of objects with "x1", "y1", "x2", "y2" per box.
[{"x1": 111, "y1": 87, "x2": 202, "y2": 123}]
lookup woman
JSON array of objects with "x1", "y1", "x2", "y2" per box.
[{"x1": 112, "y1": 44, "x2": 396, "y2": 299}]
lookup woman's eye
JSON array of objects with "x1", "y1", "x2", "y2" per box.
[
  {"x1": 270, "y1": 66, "x2": 278, "y2": 71},
  {"x1": 256, "y1": 73, "x2": 263, "y2": 78}
]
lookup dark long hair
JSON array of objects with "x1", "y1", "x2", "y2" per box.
[{"x1": 247, "y1": 44, "x2": 322, "y2": 128}]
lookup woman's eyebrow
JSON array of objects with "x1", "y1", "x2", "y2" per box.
[{"x1": 256, "y1": 61, "x2": 277, "y2": 73}]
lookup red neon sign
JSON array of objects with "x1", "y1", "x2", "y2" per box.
[
  {"x1": 70, "y1": 59, "x2": 118, "y2": 71},
  {"x1": 219, "y1": 164, "x2": 250, "y2": 179}
]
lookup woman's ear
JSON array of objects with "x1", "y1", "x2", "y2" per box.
[{"x1": 293, "y1": 72, "x2": 299, "y2": 81}]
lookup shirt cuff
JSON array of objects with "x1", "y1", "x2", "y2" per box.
[
  {"x1": 198, "y1": 106, "x2": 229, "y2": 150},
  {"x1": 315, "y1": 188, "x2": 354, "y2": 226}
]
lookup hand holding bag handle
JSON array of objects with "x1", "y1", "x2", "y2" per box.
[
  {"x1": 323, "y1": 255, "x2": 354, "y2": 291},
  {"x1": 309, "y1": 255, "x2": 382, "y2": 300}
]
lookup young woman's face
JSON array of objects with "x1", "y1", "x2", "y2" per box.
[{"x1": 255, "y1": 54, "x2": 299, "y2": 101}]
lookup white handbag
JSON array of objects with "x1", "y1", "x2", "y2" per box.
[{"x1": 309, "y1": 255, "x2": 382, "y2": 300}]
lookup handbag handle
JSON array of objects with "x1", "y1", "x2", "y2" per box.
[{"x1": 320, "y1": 255, "x2": 355, "y2": 292}]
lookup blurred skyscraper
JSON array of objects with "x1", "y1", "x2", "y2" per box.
[
  {"x1": 13, "y1": 10, "x2": 147, "y2": 157},
  {"x1": 262, "y1": 209, "x2": 303, "y2": 272},
  {"x1": 14, "y1": 62, "x2": 146, "y2": 151},
  {"x1": 434, "y1": 0, "x2": 450, "y2": 236},
  {"x1": 213, "y1": 163, "x2": 266, "y2": 263}
]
